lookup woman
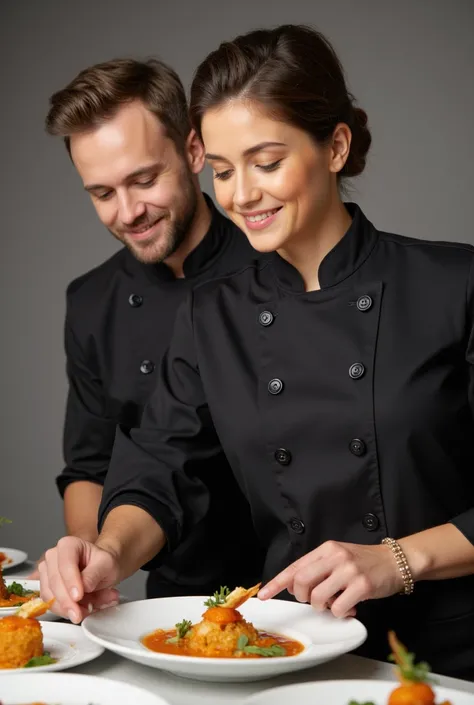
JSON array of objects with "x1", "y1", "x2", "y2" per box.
[{"x1": 41, "y1": 25, "x2": 474, "y2": 678}]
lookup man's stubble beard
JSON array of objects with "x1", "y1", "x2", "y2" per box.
[{"x1": 112, "y1": 168, "x2": 198, "y2": 265}]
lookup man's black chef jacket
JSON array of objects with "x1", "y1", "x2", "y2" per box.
[
  {"x1": 57, "y1": 196, "x2": 264, "y2": 597},
  {"x1": 100, "y1": 203, "x2": 474, "y2": 679}
]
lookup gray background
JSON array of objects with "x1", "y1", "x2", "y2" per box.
[{"x1": 1, "y1": 0, "x2": 473, "y2": 599}]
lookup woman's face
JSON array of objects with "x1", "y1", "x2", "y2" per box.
[{"x1": 201, "y1": 100, "x2": 347, "y2": 253}]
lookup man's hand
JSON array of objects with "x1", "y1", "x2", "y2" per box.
[
  {"x1": 39, "y1": 536, "x2": 120, "y2": 623},
  {"x1": 258, "y1": 540, "x2": 403, "y2": 618}
]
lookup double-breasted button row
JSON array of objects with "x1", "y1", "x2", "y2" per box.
[{"x1": 129, "y1": 295, "x2": 155, "y2": 375}]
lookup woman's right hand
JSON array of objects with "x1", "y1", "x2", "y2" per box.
[{"x1": 38, "y1": 536, "x2": 120, "y2": 623}]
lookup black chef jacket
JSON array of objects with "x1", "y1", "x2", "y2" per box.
[
  {"x1": 57, "y1": 195, "x2": 264, "y2": 598},
  {"x1": 100, "y1": 203, "x2": 474, "y2": 679}
]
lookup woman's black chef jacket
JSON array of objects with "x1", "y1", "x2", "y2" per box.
[
  {"x1": 100, "y1": 203, "x2": 474, "y2": 679},
  {"x1": 57, "y1": 196, "x2": 264, "y2": 598}
]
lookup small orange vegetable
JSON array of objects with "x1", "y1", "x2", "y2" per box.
[
  {"x1": 388, "y1": 682, "x2": 435, "y2": 705},
  {"x1": 203, "y1": 606, "x2": 242, "y2": 624}
]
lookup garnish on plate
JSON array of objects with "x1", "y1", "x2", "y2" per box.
[
  {"x1": 235, "y1": 634, "x2": 286, "y2": 657},
  {"x1": 23, "y1": 650, "x2": 57, "y2": 667},
  {"x1": 204, "y1": 585, "x2": 231, "y2": 608},
  {"x1": 166, "y1": 619, "x2": 193, "y2": 644}
]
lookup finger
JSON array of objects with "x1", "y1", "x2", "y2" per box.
[
  {"x1": 258, "y1": 550, "x2": 323, "y2": 600},
  {"x1": 38, "y1": 559, "x2": 65, "y2": 618},
  {"x1": 56, "y1": 537, "x2": 87, "y2": 602},
  {"x1": 330, "y1": 574, "x2": 372, "y2": 618},
  {"x1": 308, "y1": 569, "x2": 348, "y2": 611},
  {"x1": 292, "y1": 560, "x2": 331, "y2": 604},
  {"x1": 43, "y1": 548, "x2": 83, "y2": 623}
]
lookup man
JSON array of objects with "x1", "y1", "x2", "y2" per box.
[{"x1": 36, "y1": 57, "x2": 263, "y2": 599}]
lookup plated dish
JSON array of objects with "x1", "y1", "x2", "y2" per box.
[
  {"x1": 82, "y1": 583, "x2": 367, "y2": 682},
  {"x1": 0, "y1": 672, "x2": 171, "y2": 705},
  {"x1": 0, "y1": 600, "x2": 103, "y2": 674},
  {"x1": 0, "y1": 549, "x2": 28, "y2": 571},
  {"x1": 245, "y1": 632, "x2": 469, "y2": 704},
  {"x1": 0, "y1": 580, "x2": 58, "y2": 620}
]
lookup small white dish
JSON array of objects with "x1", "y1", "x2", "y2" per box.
[
  {"x1": 82, "y1": 595, "x2": 367, "y2": 683},
  {"x1": 0, "y1": 578, "x2": 59, "y2": 620},
  {"x1": 0, "y1": 621, "x2": 104, "y2": 674},
  {"x1": 0, "y1": 671, "x2": 171, "y2": 704},
  {"x1": 244, "y1": 679, "x2": 474, "y2": 704},
  {"x1": 0, "y1": 547, "x2": 28, "y2": 570}
]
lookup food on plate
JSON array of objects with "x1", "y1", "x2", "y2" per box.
[
  {"x1": 0, "y1": 579, "x2": 40, "y2": 609},
  {"x1": 142, "y1": 583, "x2": 305, "y2": 659},
  {"x1": 0, "y1": 598, "x2": 56, "y2": 668},
  {"x1": 349, "y1": 631, "x2": 452, "y2": 705}
]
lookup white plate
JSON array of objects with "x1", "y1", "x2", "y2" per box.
[
  {"x1": 0, "y1": 621, "x2": 104, "y2": 674},
  {"x1": 244, "y1": 679, "x2": 474, "y2": 704},
  {"x1": 0, "y1": 548, "x2": 28, "y2": 570},
  {"x1": 82, "y1": 595, "x2": 367, "y2": 683},
  {"x1": 0, "y1": 672, "x2": 171, "y2": 704},
  {"x1": 0, "y1": 579, "x2": 59, "y2": 620}
]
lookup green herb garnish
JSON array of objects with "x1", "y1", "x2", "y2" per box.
[
  {"x1": 24, "y1": 651, "x2": 57, "y2": 667},
  {"x1": 347, "y1": 701, "x2": 376, "y2": 705},
  {"x1": 388, "y1": 631, "x2": 433, "y2": 684},
  {"x1": 204, "y1": 586, "x2": 231, "y2": 608},
  {"x1": 0, "y1": 517, "x2": 11, "y2": 527},
  {"x1": 166, "y1": 618, "x2": 193, "y2": 644},
  {"x1": 7, "y1": 581, "x2": 36, "y2": 597},
  {"x1": 235, "y1": 634, "x2": 286, "y2": 657}
]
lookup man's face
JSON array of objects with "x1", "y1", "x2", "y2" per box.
[{"x1": 70, "y1": 100, "x2": 200, "y2": 264}]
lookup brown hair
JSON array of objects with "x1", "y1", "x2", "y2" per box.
[
  {"x1": 190, "y1": 25, "x2": 371, "y2": 178},
  {"x1": 46, "y1": 58, "x2": 190, "y2": 156}
]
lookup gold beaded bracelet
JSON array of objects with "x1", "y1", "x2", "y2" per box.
[{"x1": 381, "y1": 537, "x2": 414, "y2": 595}]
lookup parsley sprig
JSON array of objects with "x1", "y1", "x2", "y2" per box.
[
  {"x1": 7, "y1": 581, "x2": 36, "y2": 597},
  {"x1": 235, "y1": 634, "x2": 286, "y2": 657},
  {"x1": 166, "y1": 619, "x2": 192, "y2": 644},
  {"x1": 0, "y1": 517, "x2": 11, "y2": 527},
  {"x1": 388, "y1": 631, "x2": 433, "y2": 684},
  {"x1": 24, "y1": 651, "x2": 57, "y2": 668},
  {"x1": 204, "y1": 586, "x2": 231, "y2": 608}
]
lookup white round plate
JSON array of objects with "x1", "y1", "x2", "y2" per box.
[
  {"x1": 0, "y1": 621, "x2": 104, "y2": 674},
  {"x1": 82, "y1": 595, "x2": 367, "y2": 683},
  {"x1": 0, "y1": 548, "x2": 28, "y2": 570},
  {"x1": 244, "y1": 679, "x2": 474, "y2": 705},
  {"x1": 0, "y1": 579, "x2": 59, "y2": 620},
  {"x1": 0, "y1": 672, "x2": 171, "y2": 704}
]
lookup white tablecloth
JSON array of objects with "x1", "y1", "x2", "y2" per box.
[{"x1": 8, "y1": 561, "x2": 474, "y2": 704}]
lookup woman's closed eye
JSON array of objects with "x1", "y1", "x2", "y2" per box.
[{"x1": 214, "y1": 159, "x2": 283, "y2": 181}]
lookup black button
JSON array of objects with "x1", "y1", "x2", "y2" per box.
[
  {"x1": 268, "y1": 378, "x2": 284, "y2": 395},
  {"x1": 275, "y1": 448, "x2": 292, "y2": 465},
  {"x1": 362, "y1": 513, "x2": 380, "y2": 531},
  {"x1": 349, "y1": 438, "x2": 366, "y2": 457},
  {"x1": 357, "y1": 295, "x2": 373, "y2": 312},
  {"x1": 259, "y1": 311, "x2": 274, "y2": 327},
  {"x1": 349, "y1": 363, "x2": 365, "y2": 380},
  {"x1": 128, "y1": 293, "x2": 143, "y2": 308},
  {"x1": 290, "y1": 517, "x2": 305, "y2": 534},
  {"x1": 140, "y1": 359, "x2": 155, "y2": 375}
]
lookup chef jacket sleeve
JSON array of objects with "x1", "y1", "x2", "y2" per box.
[
  {"x1": 56, "y1": 302, "x2": 118, "y2": 497},
  {"x1": 98, "y1": 291, "x2": 221, "y2": 554},
  {"x1": 450, "y1": 253, "x2": 474, "y2": 545}
]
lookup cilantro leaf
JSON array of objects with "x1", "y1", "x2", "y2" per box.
[
  {"x1": 24, "y1": 651, "x2": 57, "y2": 667},
  {"x1": 242, "y1": 644, "x2": 286, "y2": 657},
  {"x1": 236, "y1": 634, "x2": 249, "y2": 651},
  {"x1": 204, "y1": 586, "x2": 231, "y2": 608},
  {"x1": 166, "y1": 618, "x2": 192, "y2": 643},
  {"x1": 7, "y1": 581, "x2": 36, "y2": 597}
]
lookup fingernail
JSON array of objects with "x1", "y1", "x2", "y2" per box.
[
  {"x1": 68, "y1": 609, "x2": 79, "y2": 623},
  {"x1": 71, "y1": 587, "x2": 79, "y2": 600},
  {"x1": 258, "y1": 588, "x2": 269, "y2": 600}
]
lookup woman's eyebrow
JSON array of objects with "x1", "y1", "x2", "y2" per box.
[{"x1": 205, "y1": 141, "x2": 287, "y2": 160}]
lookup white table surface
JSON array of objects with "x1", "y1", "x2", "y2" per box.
[{"x1": 7, "y1": 561, "x2": 474, "y2": 704}]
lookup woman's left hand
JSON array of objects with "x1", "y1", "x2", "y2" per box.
[{"x1": 258, "y1": 540, "x2": 404, "y2": 618}]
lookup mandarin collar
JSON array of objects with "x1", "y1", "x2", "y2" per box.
[
  {"x1": 130, "y1": 194, "x2": 232, "y2": 284},
  {"x1": 269, "y1": 203, "x2": 379, "y2": 293}
]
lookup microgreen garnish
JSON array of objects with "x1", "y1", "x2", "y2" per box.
[
  {"x1": 204, "y1": 586, "x2": 231, "y2": 608},
  {"x1": 235, "y1": 634, "x2": 286, "y2": 657},
  {"x1": 388, "y1": 631, "x2": 433, "y2": 684},
  {"x1": 7, "y1": 582, "x2": 36, "y2": 597},
  {"x1": 166, "y1": 618, "x2": 192, "y2": 644},
  {"x1": 24, "y1": 651, "x2": 57, "y2": 667}
]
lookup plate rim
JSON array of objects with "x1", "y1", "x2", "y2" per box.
[{"x1": 0, "y1": 547, "x2": 28, "y2": 569}]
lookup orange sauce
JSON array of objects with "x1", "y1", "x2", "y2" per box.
[
  {"x1": 0, "y1": 592, "x2": 39, "y2": 608},
  {"x1": 0, "y1": 553, "x2": 12, "y2": 565},
  {"x1": 142, "y1": 628, "x2": 305, "y2": 658}
]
